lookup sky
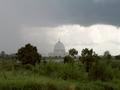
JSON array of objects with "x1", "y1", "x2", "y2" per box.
[{"x1": 0, "y1": 0, "x2": 120, "y2": 55}]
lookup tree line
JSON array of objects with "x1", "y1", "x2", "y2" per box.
[
  {"x1": 0, "y1": 43, "x2": 119, "y2": 81},
  {"x1": 0, "y1": 43, "x2": 120, "y2": 62}
]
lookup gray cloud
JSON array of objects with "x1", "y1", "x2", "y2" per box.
[
  {"x1": 1, "y1": 0, "x2": 119, "y2": 26},
  {"x1": 0, "y1": 0, "x2": 120, "y2": 54}
]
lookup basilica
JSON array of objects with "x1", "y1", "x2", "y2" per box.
[{"x1": 48, "y1": 40, "x2": 67, "y2": 57}]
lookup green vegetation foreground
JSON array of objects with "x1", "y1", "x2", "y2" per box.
[{"x1": 0, "y1": 59, "x2": 120, "y2": 90}]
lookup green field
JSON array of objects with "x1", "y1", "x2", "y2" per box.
[{"x1": 0, "y1": 59, "x2": 120, "y2": 90}]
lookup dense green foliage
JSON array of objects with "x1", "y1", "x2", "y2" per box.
[
  {"x1": 89, "y1": 62, "x2": 113, "y2": 81},
  {"x1": 17, "y1": 44, "x2": 41, "y2": 65},
  {"x1": 64, "y1": 55, "x2": 74, "y2": 64},
  {"x1": 0, "y1": 58, "x2": 120, "y2": 90}
]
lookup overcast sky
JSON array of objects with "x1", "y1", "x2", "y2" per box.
[{"x1": 0, "y1": 0, "x2": 120, "y2": 55}]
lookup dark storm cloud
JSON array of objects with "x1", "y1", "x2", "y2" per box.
[
  {"x1": 11, "y1": 0, "x2": 120, "y2": 26},
  {"x1": 0, "y1": 0, "x2": 120, "y2": 53},
  {"x1": 56, "y1": 0, "x2": 120, "y2": 26},
  {"x1": 4, "y1": 0, "x2": 120, "y2": 26}
]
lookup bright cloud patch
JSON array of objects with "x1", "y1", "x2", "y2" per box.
[{"x1": 20, "y1": 24, "x2": 120, "y2": 55}]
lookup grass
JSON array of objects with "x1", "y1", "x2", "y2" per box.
[
  {"x1": 0, "y1": 71, "x2": 119, "y2": 90},
  {"x1": 0, "y1": 59, "x2": 119, "y2": 90}
]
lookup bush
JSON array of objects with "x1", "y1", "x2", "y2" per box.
[
  {"x1": 33, "y1": 61, "x2": 87, "y2": 80},
  {"x1": 59, "y1": 64, "x2": 87, "y2": 80},
  {"x1": 64, "y1": 55, "x2": 74, "y2": 64},
  {"x1": 89, "y1": 62, "x2": 113, "y2": 81}
]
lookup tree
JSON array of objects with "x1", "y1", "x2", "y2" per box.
[
  {"x1": 69, "y1": 48, "x2": 78, "y2": 57},
  {"x1": 80, "y1": 48, "x2": 97, "y2": 72},
  {"x1": 64, "y1": 55, "x2": 74, "y2": 64},
  {"x1": 115, "y1": 55, "x2": 120, "y2": 60},
  {"x1": 0, "y1": 51, "x2": 6, "y2": 58},
  {"x1": 103, "y1": 51, "x2": 112, "y2": 59},
  {"x1": 17, "y1": 43, "x2": 42, "y2": 65}
]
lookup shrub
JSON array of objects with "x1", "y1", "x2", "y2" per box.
[
  {"x1": 59, "y1": 64, "x2": 87, "y2": 80},
  {"x1": 64, "y1": 55, "x2": 74, "y2": 64},
  {"x1": 33, "y1": 62, "x2": 87, "y2": 80},
  {"x1": 89, "y1": 62, "x2": 113, "y2": 81}
]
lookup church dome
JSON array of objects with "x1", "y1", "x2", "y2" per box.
[
  {"x1": 54, "y1": 41, "x2": 65, "y2": 51},
  {"x1": 53, "y1": 40, "x2": 66, "y2": 57}
]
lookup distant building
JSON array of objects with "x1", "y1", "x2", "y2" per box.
[{"x1": 48, "y1": 40, "x2": 67, "y2": 57}]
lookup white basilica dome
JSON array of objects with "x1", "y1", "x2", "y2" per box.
[{"x1": 53, "y1": 40, "x2": 66, "y2": 57}]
